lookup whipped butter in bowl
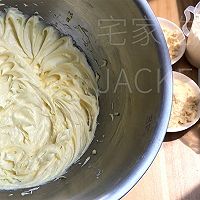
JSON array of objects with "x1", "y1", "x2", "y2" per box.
[
  {"x1": 0, "y1": 8, "x2": 99, "y2": 190},
  {"x1": 168, "y1": 72, "x2": 200, "y2": 132}
]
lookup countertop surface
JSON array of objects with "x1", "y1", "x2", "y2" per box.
[{"x1": 124, "y1": 0, "x2": 200, "y2": 200}]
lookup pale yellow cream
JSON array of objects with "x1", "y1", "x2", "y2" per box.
[{"x1": 0, "y1": 8, "x2": 99, "y2": 189}]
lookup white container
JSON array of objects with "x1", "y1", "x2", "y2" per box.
[
  {"x1": 167, "y1": 72, "x2": 200, "y2": 133},
  {"x1": 182, "y1": 2, "x2": 200, "y2": 68},
  {"x1": 158, "y1": 17, "x2": 186, "y2": 65}
]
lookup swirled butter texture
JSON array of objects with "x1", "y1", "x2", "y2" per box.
[{"x1": 0, "y1": 8, "x2": 99, "y2": 189}]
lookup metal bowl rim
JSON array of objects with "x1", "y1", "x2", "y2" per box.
[{"x1": 100, "y1": 1, "x2": 173, "y2": 199}]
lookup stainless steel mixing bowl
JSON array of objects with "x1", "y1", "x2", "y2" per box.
[{"x1": 0, "y1": 0, "x2": 172, "y2": 199}]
